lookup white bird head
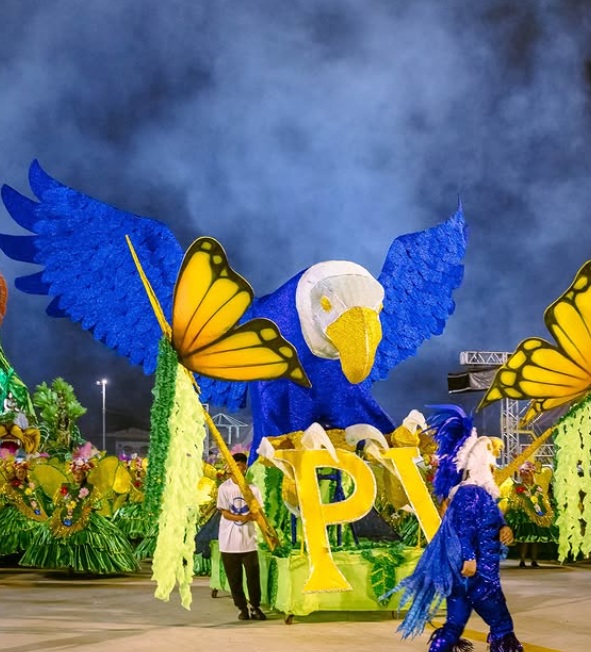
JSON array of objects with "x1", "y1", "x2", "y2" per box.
[
  {"x1": 455, "y1": 432, "x2": 502, "y2": 499},
  {"x1": 295, "y1": 261, "x2": 384, "y2": 384}
]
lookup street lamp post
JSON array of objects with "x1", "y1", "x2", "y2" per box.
[{"x1": 96, "y1": 379, "x2": 108, "y2": 451}]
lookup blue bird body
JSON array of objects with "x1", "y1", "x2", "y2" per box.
[
  {"x1": 247, "y1": 272, "x2": 397, "y2": 461},
  {"x1": 0, "y1": 162, "x2": 468, "y2": 460}
]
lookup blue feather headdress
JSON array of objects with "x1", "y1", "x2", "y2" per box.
[{"x1": 426, "y1": 404, "x2": 475, "y2": 501}]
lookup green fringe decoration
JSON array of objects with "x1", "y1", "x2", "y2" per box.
[
  {"x1": 246, "y1": 459, "x2": 267, "y2": 504},
  {"x1": 398, "y1": 513, "x2": 420, "y2": 547},
  {"x1": 0, "y1": 505, "x2": 43, "y2": 555},
  {"x1": 360, "y1": 542, "x2": 406, "y2": 606},
  {"x1": 218, "y1": 550, "x2": 228, "y2": 587},
  {"x1": 262, "y1": 464, "x2": 283, "y2": 525},
  {"x1": 134, "y1": 522, "x2": 157, "y2": 561},
  {"x1": 19, "y1": 512, "x2": 139, "y2": 574},
  {"x1": 144, "y1": 338, "x2": 178, "y2": 516},
  {"x1": 553, "y1": 394, "x2": 591, "y2": 561},
  {"x1": 248, "y1": 460, "x2": 291, "y2": 548},
  {"x1": 268, "y1": 556, "x2": 279, "y2": 606},
  {"x1": 113, "y1": 502, "x2": 153, "y2": 541},
  {"x1": 193, "y1": 553, "x2": 211, "y2": 576},
  {"x1": 261, "y1": 464, "x2": 292, "y2": 545},
  {"x1": 504, "y1": 507, "x2": 558, "y2": 543},
  {"x1": 151, "y1": 363, "x2": 206, "y2": 610}
]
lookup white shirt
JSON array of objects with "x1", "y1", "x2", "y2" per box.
[{"x1": 217, "y1": 478, "x2": 262, "y2": 553}]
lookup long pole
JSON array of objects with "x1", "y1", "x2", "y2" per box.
[
  {"x1": 96, "y1": 379, "x2": 107, "y2": 452},
  {"x1": 201, "y1": 407, "x2": 279, "y2": 550},
  {"x1": 125, "y1": 236, "x2": 279, "y2": 549},
  {"x1": 495, "y1": 426, "x2": 554, "y2": 486},
  {"x1": 101, "y1": 381, "x2": 106, "y2": 451}
]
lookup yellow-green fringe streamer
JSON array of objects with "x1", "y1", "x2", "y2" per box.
[
  {"x1": 553, "y1": 396, "x2": 591, "y2": 561},
  {"x1": 151, "y1": 363, "x2": 206, "y2": 609},
  {"x1": 145, "y1": 337, "x2": 178, "y2": 517}
]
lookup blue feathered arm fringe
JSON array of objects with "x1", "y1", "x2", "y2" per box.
[{"x1": 381, "y1": 509, "x2": 465, "y2": 639}]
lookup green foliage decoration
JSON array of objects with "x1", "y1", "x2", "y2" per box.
[
  {"x1": 32, "y1": 377, "x2": 86, "y2": 452},
  {"x1": 360, "y1": 542, "x2": 406, "y2": 606}
]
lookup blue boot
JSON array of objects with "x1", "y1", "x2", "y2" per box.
[
  {"x1": 488, "y1": 632, "x2": 523, "y2": 652},
  {"x1": 428, "y1": 628, "x2": 474, "y2": 652}
]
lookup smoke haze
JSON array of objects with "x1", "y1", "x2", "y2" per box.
[{"x1": 1, "y1": 1, "x2": 591, "y2": 440}]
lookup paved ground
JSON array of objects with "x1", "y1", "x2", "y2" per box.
[{"x1": 0, "y1": 560, "x2": 588, "y2": 652}]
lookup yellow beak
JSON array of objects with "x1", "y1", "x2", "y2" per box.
[{"x1": 325, "y1": 306, "x2": 382, "y2": 384}]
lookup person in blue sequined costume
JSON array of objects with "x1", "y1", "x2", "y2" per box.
[
  {"x1": 391, "y1": 406, "x2": 523, "y2": 652},
  {"x1": 433, "y1": 478, "x2": 520, "y2": 652}
]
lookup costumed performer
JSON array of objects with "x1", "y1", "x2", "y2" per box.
[
  {"x1": 217, "y1": 452, "x2": 267, "y2": 621},
  {"x1": 112, "y1": 453, "x2": 151, "y2": 545},
  {"x1": 20, "y1": 447, "x2": 140, "y2": 574},
  {"x1": 388, "y1": 405, "x2": 523, "y2": 652},
  {"x1": 504, "y1": 461, "x2": 557, "y2": 568},
  {"x1": 0, "y1": 453, "x2": 48, "y2": 557}
]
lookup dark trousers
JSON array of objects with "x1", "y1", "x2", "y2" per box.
[{"x1": 221, "y1": 550, "x2": 261, "y2": 611}]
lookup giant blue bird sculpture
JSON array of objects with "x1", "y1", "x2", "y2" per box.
[{"x1": 0, "y1": 161, "x2": 467, "y2": 461}]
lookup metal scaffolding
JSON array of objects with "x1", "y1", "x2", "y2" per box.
[
  {"x1": 455, "y1": 351, "x2": 558, "y2": 467},
  {"x1": 458, "y1": 351, "x2": 511, "y2": 367}
]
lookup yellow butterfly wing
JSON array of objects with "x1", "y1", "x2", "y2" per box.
[
  {"x1": 536, "y1": 466, "x2": 553, "y2": 494},
  {"x1": 88, "y1": 455, "x2": 121, "y2": 496},
  {"x1": 545, "y1": 260, "x2": 591, "y2": 371},
  {"x1": 478, "y1": 260, "x2": 591, "y2": 420},
  {"x1": 31, "y1": 463, "x2": 68, "y2": 500},
  {"x1": 113, "y1": 464, "x2": 132, "y2": 495},
  {"x1": 171, "y1": 237, "x2": 310, "y2": 387}
]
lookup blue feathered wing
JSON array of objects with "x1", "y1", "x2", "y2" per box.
[
  {"x1": 382, "y1": 505, "x2": 465, "y2": 639},
  {"x1": 0, "y1": 160, "x2": 247, "y2": 409},
  {"x1": 370, "y1": 205, "x2": 467, "y2": 383}
]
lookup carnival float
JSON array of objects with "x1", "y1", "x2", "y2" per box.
[{"x1": 2, "y1": 159, "x2": 584, "y2": 634}]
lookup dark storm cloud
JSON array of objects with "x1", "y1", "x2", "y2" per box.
[{"x1": 1, "y1": 0, "x2": 591, "y2": 438}]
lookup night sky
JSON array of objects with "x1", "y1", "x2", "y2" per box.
[{"x1": 1, "y1": 1, "x2": 591, "y2": 443}]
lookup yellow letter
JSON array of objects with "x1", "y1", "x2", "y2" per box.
[
  {"x1": 275, "y1": 448, "x2": 376, "y2": 592},
  {"x1": 381, "y1": 447, "x2": 440, "y2": 541}
]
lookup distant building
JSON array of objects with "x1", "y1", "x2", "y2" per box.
[
  {"x1": 107, "y1": 427, "x2": 150, "y2": 458},
  {"x1": 100, "y1": 410, "x2": 252, "y2": 459},
  {"x1": 209, "y1": 412, "x2": 249, "y2": 448}
]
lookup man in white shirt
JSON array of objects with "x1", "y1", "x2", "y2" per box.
[{"x1": 217, "y1": 452, "x2": 266, "y2": 621}]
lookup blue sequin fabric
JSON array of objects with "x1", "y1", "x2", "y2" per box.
[
  {"x1": 430, "y1": 485, "x2": 522, "y2": 652},
  {"x1": 394, "y1": 484, "x2": 523, "y2": 652},
  {"x1": 452, "y1": 484, "x2": 505, "y2": 578}
]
